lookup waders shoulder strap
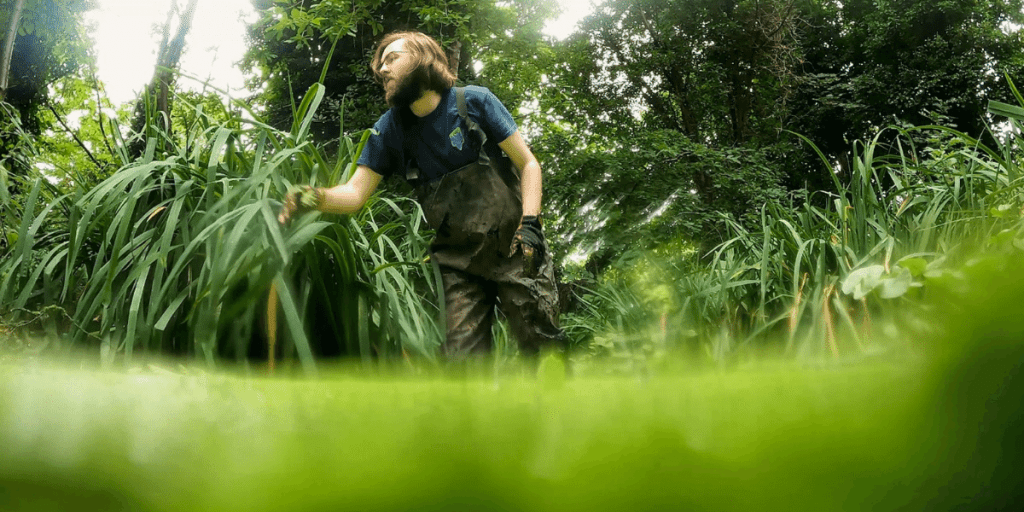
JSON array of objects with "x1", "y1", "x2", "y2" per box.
[
  {"x1": 456, "y1": 87, "x2": 470, "y2": 124},
  {"x1": 455, "y1": 87, "x2": 492, "y2": 167},
  {"x1": 400, "y1": 108, "x2": 421, "y2": 183}
]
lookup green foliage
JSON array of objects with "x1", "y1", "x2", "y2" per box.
[
  {"x1": 1, "y1": 0, "x2": 97, "y2": 230},
  {"x1": 1, "y1": 101, "x2": 35, "y2": 210},
  {"x1": 541, "y1": 128, "x2": 790, "y2": 272},
  {"x1": 3, "y1": 247, "x2": 1024, "y2": 509},
  {"x1": 689, "y1": 122, "x2": 1023, "y2": 358},
  {"x1": 33, "y1": 70, "x2": 128, "y2": 190},
  {"x1": 0, "y1": 83, "x2": 443, "y2": 366},
  {"x1": 534, "y1": 0, "x2": 803, "y2": 271},
  {"x1": 566, "y1": 78, "x2": 1024, "y2": 364},
  {"x1": 535, "y1": 0, "x2": 1024, "y2": 273},
  {"x1": 6, "y1": 0, "x2": 1024, "y2": 370},
  {"x1": 241, "y1": 0, "x2": 557, "y2": 143},
  {"x1": 548, "y1": 0, "x2": 801, "y2": 145},
  {"x1": 788, "y1": 0, "x2": 1024, "y2": 184},
  {"x1": 0, "y1": 0, "x2": 95, "y2": 119}
]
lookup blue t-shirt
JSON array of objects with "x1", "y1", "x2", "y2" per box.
[{"x1": 356, "y1": 86, "x2": 518, "y2": 182}]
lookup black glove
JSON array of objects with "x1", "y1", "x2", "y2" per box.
[{"x1": 513, "y1": 215, "x2": 545, "y2": 275}]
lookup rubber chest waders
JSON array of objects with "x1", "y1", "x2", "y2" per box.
[
  {"x1": 404, "y1": 88, "x2": 564, "y2": 358},
  {"x1": 405, "y1": 88, "x2": 522, "y2": 275}
]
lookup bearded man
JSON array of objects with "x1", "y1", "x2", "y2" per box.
[{"x1": 279, "y1": 31, "x2": 565, "y2": 364}]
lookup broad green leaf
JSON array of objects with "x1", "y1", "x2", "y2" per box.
[
  {"x1": 897, "y1": 257, "x2": 928, "y2": 278},
  {"x1": 841, "y1": 265, "x2": 885, "y2": 300},
  {"x1": 878, "y1": 267, "x2": 913, "y2": 299},
  {"x1": 989, "y1": 204, "x2": 1014, "y2": 219}
]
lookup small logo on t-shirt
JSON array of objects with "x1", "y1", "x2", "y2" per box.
[{"x1": 449, "y1": 127, "x2": 464, "y2": 151}]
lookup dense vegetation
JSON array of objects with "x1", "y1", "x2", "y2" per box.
[
  {"x1": 2, "y1": 249, "x2": 1024, "y2": 510},
  {"x1": 2, "y1": 1, "x2": 1024, "y2": 508},
  {"x1": 2, "y1": 0, "x2": 1023, "y2": 369}
]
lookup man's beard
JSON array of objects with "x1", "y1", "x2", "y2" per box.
[{"x1": 385, "y1": 65, "x2": 426, "y2": 109}]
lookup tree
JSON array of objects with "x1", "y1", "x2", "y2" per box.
[
  {"x1": 787, "y1": 0, "x2": 1024, "y2": 185},
  {"x1": 1, "y1": 0, "x2": 95, "y2": 217},
  {"x1": 126, "y1": 0, "x2": 199, "y2": 159},
  {"x1": 533, "y1": 0, "x2": 1024, "y2": 270},
  {"x1": 35, "y1": 70, "x2": 128, "y2": 189},
  {"x1": 533, "y1": 0, "x2": 801, "y2": 268},
  {"x1": 545, "y1": 0, "x2": 803, "y2": 146},
  {"x1": 241, "y1": 0, "x2": 557, "y2": 145},
  {"x1": 0, "y1": 0, "x2": 26, "y2": 103},
  {"x1": 0, "y1": 0, "x2": 95, "y2": 130}
]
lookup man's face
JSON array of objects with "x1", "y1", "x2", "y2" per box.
[{"x1": 379, "y1": 39, "x2": 422, "y2": 108}]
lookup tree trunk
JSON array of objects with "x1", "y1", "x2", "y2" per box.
[
  {"x1": 447, "y1": 40, "x2": 461, "y2": 78},
  {"x1": 0, "y1": 0, "x2": 26, "y2": 102},
  {"x1": 128, "y1": 0, "x2": 199, "y2": 159}
]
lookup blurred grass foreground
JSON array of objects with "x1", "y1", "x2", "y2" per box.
[{"x1": 1, "y1": 249, "x2": 1023, "y2": 511}]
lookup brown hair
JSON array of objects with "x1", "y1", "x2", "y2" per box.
[{"x1": 370, "y1": 31, "x2": 457, "y2": 93}]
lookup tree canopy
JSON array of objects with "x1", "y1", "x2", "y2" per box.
[
  {"x1": 5, "y1": 0, "x2": 1022, "y2": 268},
  {"x1": 529, "y1": 0, "x2": 1024, "y2": 267},
  {"x1": 788, "y1": 0, "x2": 1024, "y2": 183},
  {"x1": 1, "y1": 0, "x2": 95, "y2": 128},
  {"x1": 241, "y1": 0, "x2": 557, "y2": 144}
]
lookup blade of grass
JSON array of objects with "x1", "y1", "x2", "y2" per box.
[{"x1": 273, "y1": 273, "x2": 317, "y2": 376}]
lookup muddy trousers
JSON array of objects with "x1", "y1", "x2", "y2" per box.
[{"x1": 439, "y1": 248, "x2": 565, "y2": 360}]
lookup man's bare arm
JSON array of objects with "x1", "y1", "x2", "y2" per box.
[
  {"x1": 319, "y1": 165, "x2": 384, "y2": 215},
  {"x1": 498, "y1": 131, "x2": 542, "y2": 217},
  {"x1": 278, "y1": 165, "x2": 383, "y2": 224}
]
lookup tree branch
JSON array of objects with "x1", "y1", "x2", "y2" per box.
[
  {"x1": 634, "y1": 4, "x2": 694, "y2": 136},
  {"x1": 89, "y1": 66, "x2": 118, "y2": 160},
  {"x1": 447, "y1": 40, "x2": 461, "y2": 77},
  {"x1": 43, "y1": 99, "x2": 106, "y2": 171}
]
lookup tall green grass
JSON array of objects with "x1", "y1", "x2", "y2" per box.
[
  {"x1": 567, "y1": 82, "x2": 1024, "y2": 364},
  {"x1": 0, "y1": 83, "x2": 442, "y2": 370},
  {"x1": 1, "y1": 244, "x2": 1021, "y2": 511}
]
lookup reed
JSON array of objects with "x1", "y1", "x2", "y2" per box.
[{"x1": 0, "y1": 82, "x2": 442, "y2": 370}]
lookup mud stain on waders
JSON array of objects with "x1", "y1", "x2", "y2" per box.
[{"x1": 407, "y1": 88, "x2": 565, "y2": 360}]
